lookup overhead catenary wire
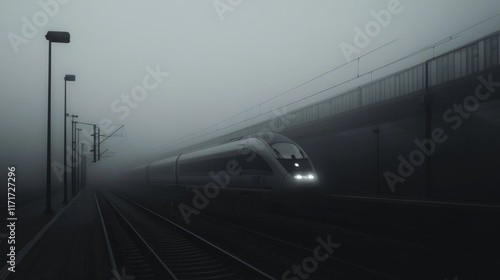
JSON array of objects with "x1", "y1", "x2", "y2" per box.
[{"x1": 140, "y1": 12, "x2": 500, "y2": 159}]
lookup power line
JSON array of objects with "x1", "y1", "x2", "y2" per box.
[{"x1": 141, "y1": 12, "x2": 500, "y2": 159}]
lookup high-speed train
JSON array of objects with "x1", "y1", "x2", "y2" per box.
[{"x1": 130, "y1": 133, "x2": 318, "y2": 193}]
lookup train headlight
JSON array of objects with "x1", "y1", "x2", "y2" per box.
[
  {"x1": 294, "y1": 163, "x2": 299, "y2": 167},
  {"x1": 294, "y1": 174, "x2": 315, "y2": 180}
]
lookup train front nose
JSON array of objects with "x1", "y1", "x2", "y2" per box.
[{"x1": 269, "y1": 140, "x2": 319, "y2": 192}]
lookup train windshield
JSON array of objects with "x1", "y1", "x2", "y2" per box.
[{"x1": 272, "y1": 143, "x2": 306, "y2": 159}]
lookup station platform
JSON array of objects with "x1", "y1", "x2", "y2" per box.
[{"x1": 0, "y1": 188, "x2": 111, "y2": 280}]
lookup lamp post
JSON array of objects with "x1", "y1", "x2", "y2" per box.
[
  {"x1": 70, "y1": 115, "x2": 78, "y2": 197},
  {"x1": 45, "y1": 31, "x2": 70, "y2": 214},
  {"x1": 81, "y1": 143, "x2": 86, "y2": 189},
  {"x1": 76, "y1": 128, "x2": 82, "y2": 193},
  {"x1": 63, "y1": 74, "x2": 75, "y2": 204}
]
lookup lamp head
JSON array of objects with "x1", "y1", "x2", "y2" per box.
[
  {"x1": 64, "y1": 75, "x2": 76, "y2": 81},
  {"x1": 45, "y1": 31, "x2": 70, "y2": 43}
]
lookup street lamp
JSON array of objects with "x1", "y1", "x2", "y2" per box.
[
  {"x1": 80, "y1": 143, "x2": 86, "y2": 189},
  {"x1": 63, "y1": 74, "x2": 75, "y2": 204},
  {"x1": 71, "y1": 115, "x2": 78, "y2": 197},
  {"x1": 45, "y1": 31, "x2": 70, "y2": 214},
  {"x1": 76, "y1": 128, "x2": 82, "y2": 194}
]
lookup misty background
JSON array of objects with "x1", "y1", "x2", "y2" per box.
[{"x1": 1, "y1": 0, "x2": 499, "y2": 189}]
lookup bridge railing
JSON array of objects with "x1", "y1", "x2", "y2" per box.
[{"x1": 270, "y1": 31, "x2": 500, "y2": 131}]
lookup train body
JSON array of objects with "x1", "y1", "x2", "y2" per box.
[{"x1": 130, "y1": 133, "x2": 318, "y2": 193}]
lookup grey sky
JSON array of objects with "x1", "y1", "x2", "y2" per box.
[{"x1": 1, "y1": 0, "x2": 499, "y2": 188}]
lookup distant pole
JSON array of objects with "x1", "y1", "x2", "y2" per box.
[
  {"x1": 97, "y1": 127, "x2": 101, "y2": 161},
  {"x1": 63, "y1": 79, "x2": 67, "y2": 204},
  {"x1": 71, "y1": 119, "x2": 74, "y2": 196},
  {"x1": 93, "y1": 125, "x2": 97, "y2": 162},
  {"x1": 71, "y1": 115, "x2": 78, "y2": 197},
  {"x1": 76, "y1": 128, "x2": 81, "y2": 193},
  {"x1": 82, "y1": 143, "x2": 86, "y2": 188},
  {"x1": 45, "y1": 40, "x2": 52, "y2": 214},
  {"x1": 81, "y1": 142, "x2": 85, "y2": 189}
]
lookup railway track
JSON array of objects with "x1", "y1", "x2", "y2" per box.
[
  {"x1": 192, "y1": 212, "x2": 401, "y2": 280},
  {"x1": 95, "y1": 190, "x2": 274, "y2": 280},
  {"x1": 114, "y1": 189, "x2": 404, "y2": 280},
  {"x1": 120, "y1": 186, "x2": 481, "y2": 279},
  {"x1": 182, "y1": 200, "x2": 454, "y2": 280}
]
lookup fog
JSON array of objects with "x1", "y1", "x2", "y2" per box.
[{"x1": 1, "y1": 0, "x2": 499, "y2": 189}]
